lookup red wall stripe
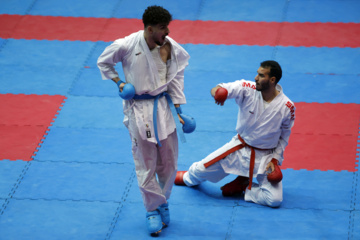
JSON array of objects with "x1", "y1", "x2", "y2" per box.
[{"x1": 0, "y1": 14, "x2": 359, "y2": 47}]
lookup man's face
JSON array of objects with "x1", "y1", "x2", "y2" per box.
[
  {"x1": 151, "y1": 23, "x2": 170, "y2": 46},
  {"x1": 254, "y1": 67, "x2": 271, "y2": 91}
]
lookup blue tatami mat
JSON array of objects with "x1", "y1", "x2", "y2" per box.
[
  {"x1": 111, "y1": 202, "x2": 234, "y2": 239},
  {"x1": 0, "y1": 160, "x2": 29, "y2": 198},
  {"x1": 4, "y1": 0, "x2": 358, "y2": 23},
  {"x1": 0, "y1": 64, "x2": 79, "y2": 95},
  {"x1": 13, "y1": 161, "x2": 135, "y2": 202},
  {"x1": 0, "y1": 0, "x2": 359, "y2": 239},
  {"x1": 70, "y1": 67, "x2": 360, "y2": 104},
  {"x1": 185, "y1": 44, "x2": 360, "y2": 75},
  {"x1": 0, "y1": 39, "x2": 95, "y2": 67},
  {"x1": 69, "y1": 68, "x2": 120, "y2": 97},
  {"x1": 354, "y1": 212, "x2": 360, "y2": 239},
  {"x1": 184, "y1": 70, "x2": 360, "y2": 104},
  {"x1": 229, "y1": 207, "x2": 350, "y2": 239},
  {"x1": 0, "y1": 0, "x2": 34, "y2": 15},
  {"x1": 112, "y1": 0, "x2": 203, "y2": 20},
  {"x1": 33, "y1": 127, "x2": 132, "y2": 163},
  {"x1": 52, "y1": 96, "x2": 124, "y2": 129},
  {"x1": 0, "y1": 199, "x2": 119, "y2": 240},
  {"x1": 286, "y1": 0, "x2": 360, "y2": 23}
]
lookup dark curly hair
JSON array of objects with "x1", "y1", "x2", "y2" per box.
[{"x1": 142, "y1": 5, "x2": 172, "y2": 27}]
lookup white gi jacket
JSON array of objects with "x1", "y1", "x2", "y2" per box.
[
  {"x1": 218, "y1": 80, "x2": 295, "y2": 177},
  {"x1": 97, "y1": 30, "x2": 190, "y2": 143}
]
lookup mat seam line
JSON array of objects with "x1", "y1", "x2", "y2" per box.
[
  {"x1": 272, "y1": 0, "x2": 290, "y2": 59},
  {"x1": 105, "y1": 168, "x2": 136, "y2": 240},
  {"x1": 225, "y1": 201, "x2": 239, "y2": 240},
  {"x1": 0, "y1": 196, "x2": 121, "y2": 204},
  {"x1": 31, "y1": 98, "x2": 67, "y2": 161},
  {"x1": 67, "y1": 42, "x2": 99, "y2": 97},
  {"x1": 0, "y1": 0, "x2": 37, "y2": 51},
  {"x1": 348, "y1": 121, "x2": 359, "y2": 240},
  {"x1": 67, "y1": 0, "x2": 125, "y2": 98},
  {"x1": 0, "y1": 161, "x2": 32, "y2": 216},
  {"x1": 0, "y1": 196, "x2": 355, "y2": 212},
  {"x1": 30, "y1": 158, "x2": 133, "y2": 166},
  {"x1": 101, "y1": 0, "x2": 133, "y2": 230}
]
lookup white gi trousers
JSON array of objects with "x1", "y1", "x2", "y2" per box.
[
  {"x1": 183, "y1": 136, "x2": 283, "y2": 207},
  {"x1": 127, "y1": 108, "x2": 178, "y2": 212}
]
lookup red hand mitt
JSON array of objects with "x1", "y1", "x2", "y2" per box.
[
  {"x1": 214, "y1": 87, "x2": 228, "y2": 105},
  {"x1": 267, "y1": 159, "x2": 283, "y2": 183}
]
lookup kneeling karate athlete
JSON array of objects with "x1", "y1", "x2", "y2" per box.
[
  {"x1": 175, "y1": 60, "x2": 295, "y2": 207},
  {"x1": 97, "y1": 6, "x2": 191, "y2": 236}
]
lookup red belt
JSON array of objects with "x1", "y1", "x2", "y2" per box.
[{"x1": 204, "y1": 134, "x2": 267, "y2": 190}]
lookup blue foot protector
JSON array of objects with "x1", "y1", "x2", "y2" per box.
[
  {"x1": 146, "y1": 210, "x2": 162, "y2": 236},
  {"x1": 158, "y1": 203, "x2": 170, "y2": 227}
]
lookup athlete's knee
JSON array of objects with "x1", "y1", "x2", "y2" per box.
[
  {"x1": 184, "y1": 162, "x2": 208, "y2": 186},
  {"x1": 267, "y1": 196, "x2": 282, "y2": 207},
  {"x1": 189, "y1": 162, "x2": 206, "y2": 177},
  {"x1": 264, "y1": 191, "x2": 282, "y2": 208}
]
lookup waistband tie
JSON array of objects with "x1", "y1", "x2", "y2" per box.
[
  {"x1": 204, "y1": 134, "x2": 267, "y2": 190},
  {"x1": 133, "y1": 92, "x2": 185, "y2": 147}
]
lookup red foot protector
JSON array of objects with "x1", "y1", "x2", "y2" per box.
[
  {"x1": 174, "y1": 171, "x2": 187, "y2": 186},
  {"x1": 0, "y1": 94, "x2": 66, "y2": 161},
  {"x1": 282, "y1": 102, "x2": 360, "y2": 172}
]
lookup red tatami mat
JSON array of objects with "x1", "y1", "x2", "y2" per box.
[
  {"x1": 0, "y1": 94, "x2": 66, "y2": 161},
  {"x1": 0, "y1": 14, "x2": 359, "y2": 47},
  {"x1": 283, "y1": 133, "x2": 358, "y2": 171},
  {"x1": 282, "y1": 102, "x2": 360, "y2": 172},
  {"x1": 0, "y1": 125, "x2": 48, "y2": 161},
  {"x1": 292, "y1": 102, "x2": 360, "y2": 135},
  {"x1": 0, "y1": 94, "x2": 66, "y2": 126}
]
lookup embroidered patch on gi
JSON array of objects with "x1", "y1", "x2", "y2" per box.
[
  {"x1": 145, "y1": 124, "x2": 151, "y2": 138},
  {"x1": 135, "y1": 52, "x2": 142, "y2": 56}
]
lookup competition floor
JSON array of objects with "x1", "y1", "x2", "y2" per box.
[{"x1": 0, "y1": 0, "x2": 359, "y2": 239}]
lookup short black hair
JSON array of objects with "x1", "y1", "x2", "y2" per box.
[
  {"x1": 260, "y1": 60, "x2": 282, "y2": 83},
  {"x1": 142, "y1": 5, "x2": 172, "y2": 27}
]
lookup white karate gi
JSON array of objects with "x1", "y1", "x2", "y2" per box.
[
  {"x1": 184, "y1": 80, "x2": 295, "y2": 207},
  {"x1": 97, "y1": 30, "x2": 190, "y2": 211}
]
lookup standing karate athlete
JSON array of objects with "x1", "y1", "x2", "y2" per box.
[
  {"x1": 97, "y1": 6, "x2": 190, "y2": 236},
  {"x1": 175, "y1": 61, "x2": 295, "y2": 208}
]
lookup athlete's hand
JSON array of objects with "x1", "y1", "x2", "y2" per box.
[
  {"x1": 178, "y1": 114, "x2": 185, "y2": 125},
  {"x1": 265, "y1": 161, "x2": 275, "y2": 173},
  {"x1": 118, "y1": 82, "x2": 125, "y2": 92},
  {"x1": 214, "y1": 87, "x2": 228, "y2": 106},
  {"x1": 266, "y1": 159, "x2": 283, "y2": 183}
]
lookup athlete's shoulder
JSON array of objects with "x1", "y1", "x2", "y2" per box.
[
  {"x1": 239, "y1": 80, "x2": 256, "y2": 90},
  {"x1": 113, "y1": 31, "x2": 141, "y2": 45}
]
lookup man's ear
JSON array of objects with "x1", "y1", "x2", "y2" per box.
[
  {"x1": 270, "y1": 76, "x2": 277, "y2": 85},
  {"x1": 146, "y1": 25, "x2": 153, "y2": 34}
]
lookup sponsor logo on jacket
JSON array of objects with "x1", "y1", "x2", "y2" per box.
[
  {"x1": 242, "y1": 82, "x2": 256, "y2": 90},
  {"x1": 285, "y1": 101, "x2": 295, "y2": 120}
]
